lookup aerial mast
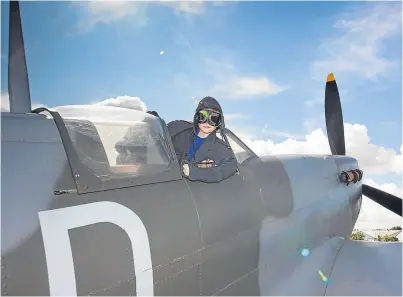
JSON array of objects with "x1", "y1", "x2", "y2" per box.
[{"x1": 8, "y1": 1, "x2": 32, "y2": 113}]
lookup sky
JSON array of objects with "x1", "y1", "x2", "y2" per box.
[{"x1": 1, "y1": 1, "x2": 402, "y2": 230}]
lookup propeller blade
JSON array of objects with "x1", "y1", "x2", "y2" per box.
[
  {"x1": 8, "y1": 0, "x2": 32, "y2": 113},
  {"x1": 325, "y1": 73, "x2": 345, "y2": 155},
  {"x1": 362, "y1": 184, "x2": 402, "y2": 217}
]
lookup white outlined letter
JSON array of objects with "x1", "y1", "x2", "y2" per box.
[{"x1": 38, "y1": 201, "x2": 153, "y2": 296}]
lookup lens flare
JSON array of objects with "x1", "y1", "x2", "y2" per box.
[
  {"x1": 318, "y1": 270, "x2": 328, "y2": 283},
  {"x1": 301, "y1": 248, "x2": 310, "y2": 257}
]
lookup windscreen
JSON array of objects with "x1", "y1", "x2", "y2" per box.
[{"x1": 216, "y1": 130, "x2": 255, "y2": 164}]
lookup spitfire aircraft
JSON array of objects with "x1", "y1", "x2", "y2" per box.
[{"x1": 2, "y1": 1, "x2": 402, "y2": 296}]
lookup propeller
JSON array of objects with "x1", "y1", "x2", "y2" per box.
[
  {"x1": 324, "y1": 73, "x2": 402, "y2": 217},
  {"x1": 325, "y1": 74, "x2": 345, "y2": 156}
]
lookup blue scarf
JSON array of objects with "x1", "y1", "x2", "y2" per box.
[{"x1": 188, "y1": 130, "x2": 206, "y2": 161}]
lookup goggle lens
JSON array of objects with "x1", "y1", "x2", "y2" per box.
[
  {"x1": 198, "y1": 110, "x2": 221, "y2": 126},
  {"x1": 209, "y1": 114, "x2": 220, "y2": 125}
]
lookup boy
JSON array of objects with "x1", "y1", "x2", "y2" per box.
[{"x1": 167, "y1": 96, "x2": 238, "y2": 183}]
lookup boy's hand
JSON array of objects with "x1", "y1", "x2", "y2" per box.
[{"x1": 182, "y1": 163, "x2": 190, "y2": 177}]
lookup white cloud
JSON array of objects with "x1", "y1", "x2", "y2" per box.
[
  {"x1": 91, "y1": 95, "x2": 147, "y2": 112},
  {"x1": 354, "y1": 178, "x2": 402, "y2": 230},
  {"x1": 202, "y1": 56, "x2": 286, "y2": 100},
  {"x1": 161, "y1": 0, "x2": 231, "y2": 15},
  {"x1": 50, "y1": 96, "x2": 148, "y2": 123},
  {"x1": 53, "y1": 104, "x2": 146, "y2": 124},
  {"x1": 159, "y1": 1, "x2": 206, "y2": 15},
  {"x1": 1, "y1": 92, "x2": 146, "y2": 115},
  {"x1": 239, "y1": 123, "x2": 402, "y2": 176},
  {"x1": 74, "y1": 0, "x2": 223, "y2": 32},
  {"x1": 172, "y1": 38, "x2": 286, "y2": 100},
  {"x1": 242, "y1": 128, "x2": 329, "y2": 156},
  {"x1": 311, "y1": 2, "x2": 402, "y2": 80},
  {"x1": 173, "y1": 27, "x2": 286, "y2": 100},
  {"x1": 212, "y1": 76, "x2": 286, "y2": 99},
  {"x1": 73, "y1": 1, "x2": 149, "y2": 32}
]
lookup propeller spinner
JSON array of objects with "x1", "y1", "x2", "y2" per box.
[{"x1": 324, "y1": 73, "x2": 402, "y2": 217}]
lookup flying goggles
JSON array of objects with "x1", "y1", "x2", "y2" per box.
[{"x1": 197, "y1": 109, "x2": 221, "y2": 127}]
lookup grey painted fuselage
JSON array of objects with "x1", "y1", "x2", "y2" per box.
[{"x1": 2, "y1": 111, "x2": 400, "y2": 296}]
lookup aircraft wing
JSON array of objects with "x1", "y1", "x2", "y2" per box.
[{"x1": 326, "y1": 239, "x2": 402, "y2": 296}]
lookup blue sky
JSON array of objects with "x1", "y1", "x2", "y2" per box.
[{"x1": 1, "y1": 1, "x2": 402, "y2": 193}]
